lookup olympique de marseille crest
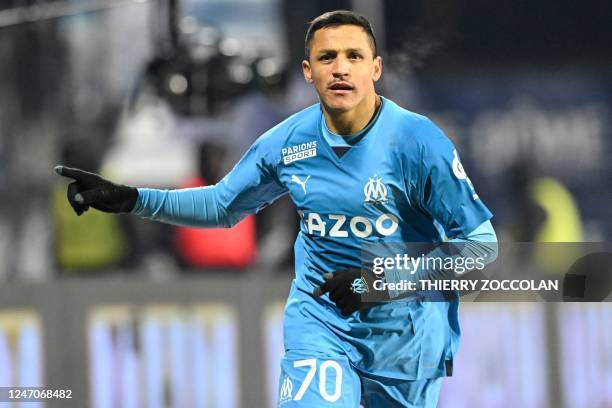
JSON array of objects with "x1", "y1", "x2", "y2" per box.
[
  {"x1": 364, "y1": 174, "x2": 388, "y2": 204},
  {"x1": 279, "y1": 375, "x2": 293, "y2": 404}
]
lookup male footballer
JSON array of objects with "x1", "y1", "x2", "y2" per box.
[{"x1": 56, "y1": 10, "x2": 497, "y2": 407}]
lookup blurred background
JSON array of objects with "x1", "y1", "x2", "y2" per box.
[{"x1": 0, "y1": 0, "x2": 611, "y2": 407}]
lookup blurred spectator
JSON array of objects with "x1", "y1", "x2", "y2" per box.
[
  {"x1": 174, "y1": 142, "x2": 257, "y2": 269},
  {"x1": 224, "y1": 62, "x2": 301, "y2": 272},
  {"x1": 504, "y1": 160, "x2": 583, "y2": 243},
  {"x1": 529, "y1": 177, "x2": 583, "y2": 243}
]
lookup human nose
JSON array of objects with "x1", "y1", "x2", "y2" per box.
[{"x1": 332, "y1": 56, "x2": 350, "y2": 77}]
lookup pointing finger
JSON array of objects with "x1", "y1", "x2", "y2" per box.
[{"x1": 54, "y1": 165, "x2": 97, "y2": 184}]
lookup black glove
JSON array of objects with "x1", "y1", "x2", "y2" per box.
[
  {"x1": 54, "y1": 165, "x2": 138, "y2": 216},
  {"x1": 313, "y1": 268, "x2": 386, "y2": 316}
]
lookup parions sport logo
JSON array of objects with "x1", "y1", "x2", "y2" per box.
[{"x1": 282, "y1": 141, "x2": 317, "y2": 165}]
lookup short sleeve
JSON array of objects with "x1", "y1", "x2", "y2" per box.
[{"x1": 414, "y1": 119, "x2": 493, "y2": 238}]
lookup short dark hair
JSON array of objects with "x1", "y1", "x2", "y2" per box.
[{"x1": 304, "y1": 10, "x2": 377, "y2": 59}]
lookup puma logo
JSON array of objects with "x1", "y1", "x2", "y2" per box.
[{"x1": 290, "y1": 175, "x2": 310, "y2": 194}]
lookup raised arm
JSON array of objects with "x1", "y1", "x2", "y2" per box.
[{"x1": 56, "y1": 133, "x2": 288, "y2": 228}]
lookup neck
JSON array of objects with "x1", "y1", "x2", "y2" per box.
[{"x1": 323, "y1": 94, "x2": 381, "y2": 135}]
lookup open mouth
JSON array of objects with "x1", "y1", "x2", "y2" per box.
[{"x1": 328, "y1": 82, "x2": 354, "y2": 93}]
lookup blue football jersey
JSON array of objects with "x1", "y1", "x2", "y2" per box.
[
  {"x1": 217, "y1": 97, "x2": 492, "y2": 292},
  {"x1": 133, "y1": 96, "x2": 493, "y2": 379}
]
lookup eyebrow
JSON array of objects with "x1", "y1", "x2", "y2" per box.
[{"x1": 316, "y1": 47, "x2": 366, "y2": 55}]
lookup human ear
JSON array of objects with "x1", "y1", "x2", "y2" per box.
[
  {"x1": 302, "y1": 60, "x2": 313, "y2": 83},
  {"x1": 372, "y1": 56, "x2": 382, "y2": 82}
]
